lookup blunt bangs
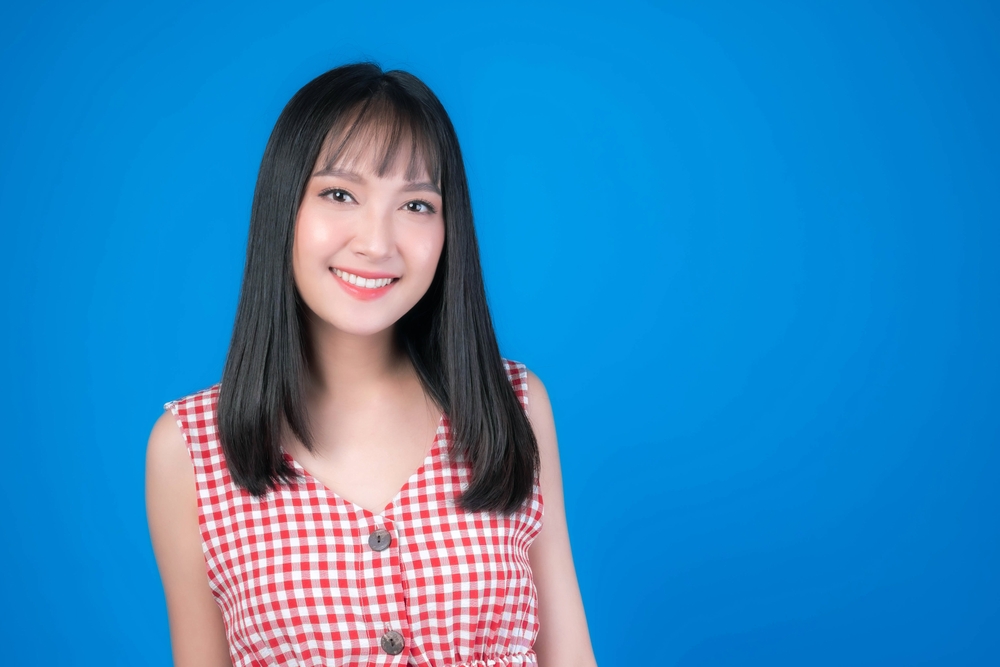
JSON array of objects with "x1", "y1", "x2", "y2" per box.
[{"x1": 315, "y1": 88, "x2": 443, "y2": 188}]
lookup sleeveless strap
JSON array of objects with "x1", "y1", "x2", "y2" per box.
[
  {"x1": 502, "y1": 357, "x2": 529, "y2": 415},
  {"x1": 162, "y1": 384, "x2": 224, "y2": 475}
]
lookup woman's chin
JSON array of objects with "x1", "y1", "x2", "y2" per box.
[{"x1": 314, "y1": 314, "x2": 402, "y2": 339}]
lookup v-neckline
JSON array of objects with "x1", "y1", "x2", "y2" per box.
[{"x1": 280, "y1": 411, "x2": 447, "y2": 519}]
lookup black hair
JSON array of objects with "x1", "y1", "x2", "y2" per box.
[{"x1": 216, "y1": 61, "x2": 538, "y2": 514}]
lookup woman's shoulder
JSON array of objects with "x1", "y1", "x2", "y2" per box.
[
  {"x1": 146, "y1": 406, "x2": 197, "y2": 497},
  {"x1": 147, "y1": 382, "x2": 232, "y2": 522},
  {"x1": 146, "y1": 386, "x2": 210, "y2": 540},
  {"x1": 155, "y1": 382, "x2": 224, "y2": 461}
]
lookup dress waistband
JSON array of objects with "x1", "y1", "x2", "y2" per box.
[{"x1": 447, "y1": 651, "x2": 537, "y2": 667}]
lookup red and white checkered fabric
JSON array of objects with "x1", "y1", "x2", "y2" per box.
[{"x1": 164, "y1": 357, "x2": 543, "y2": 667}]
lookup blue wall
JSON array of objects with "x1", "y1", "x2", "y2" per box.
[{"x1": 2, "y1": 1, "x2": 997, "y2": 664}]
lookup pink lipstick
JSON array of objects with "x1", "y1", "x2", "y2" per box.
[{"x1": 330, "y1": 267, "x2": 399, "y2": 301}]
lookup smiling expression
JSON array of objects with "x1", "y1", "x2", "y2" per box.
[{"x1": 291, "y1": 137, "x2": 445, "y2": 339}]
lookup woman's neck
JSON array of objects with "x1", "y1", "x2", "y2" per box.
[{"x1": 304, "y1": 318, "x2": 413, "y2": 411}]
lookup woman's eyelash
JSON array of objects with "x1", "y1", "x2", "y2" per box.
[
  {"x1": 407, "y1": 200, "x2": 437, "y2": 214},
  {"x1": 318, "y1": 188, "x2": 436, "y2": 214},
  {"x1": 319, "y1": 188, "x2": 355, "y2": 203}
]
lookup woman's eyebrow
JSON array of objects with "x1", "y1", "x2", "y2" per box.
[{"x1": 312, "y1": 166, "x2": 441, "y2": 196}]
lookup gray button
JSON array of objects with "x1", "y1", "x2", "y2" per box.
[
  {"x1": 368, "y1": 528, "x2": 392, "y2": 551},
  {"x1": 380, "y1": 629, "x2": 404, "y2": 655}
]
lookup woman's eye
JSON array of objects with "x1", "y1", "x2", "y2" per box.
[
  {"x1": 406, "y1": 200, "x2": 436, "y2": 214},
  {"x1": 320, "y1": 188, "x2": 354, "y2": 203}
]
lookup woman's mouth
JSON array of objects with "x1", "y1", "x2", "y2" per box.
[{"x1": 331, "y1": 267, "x2": 399, "y2": 300}]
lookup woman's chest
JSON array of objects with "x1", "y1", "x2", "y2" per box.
[
  {"x1": 280, "y1": 404, "x2": 445, "y2": 517},
  {"x1": 202, "y1": 463, "x2": 542, "y2": 665}
]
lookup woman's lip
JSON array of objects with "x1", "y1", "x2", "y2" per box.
[{"x1": 330, "y1": 268, "x2": 397, "y2": 301}]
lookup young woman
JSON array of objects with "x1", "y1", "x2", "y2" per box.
[{"x1": 146, "y1": 62, "x2": 597, "y2": 667}]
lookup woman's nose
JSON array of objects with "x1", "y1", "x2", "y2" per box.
[{"x1": 351, "y1": 205, "x2": 395, "y2": 259}]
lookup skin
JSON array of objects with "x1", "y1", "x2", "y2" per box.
[{"x1": 146, "y1": 138, "x2": 597, "y2": 667}]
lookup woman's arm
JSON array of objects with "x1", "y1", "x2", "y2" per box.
[
  {"x1": 145, "y1": 410, "x2": 234, "y2": 667},
  {"x1": 525, "y1": 370, "x2": 599, "y2": 667}
]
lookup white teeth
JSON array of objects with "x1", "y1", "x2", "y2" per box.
[{"x1": 333, "y1": 268, "x2": 396, "y2": 289}]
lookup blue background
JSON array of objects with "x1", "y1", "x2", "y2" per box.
[{"x1": 2, "y1": 0, "x2": 997, "y2": 664}]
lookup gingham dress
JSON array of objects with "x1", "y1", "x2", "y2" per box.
[{"x1": 164, "y1": 358, "x2": 543, "y2": 667}]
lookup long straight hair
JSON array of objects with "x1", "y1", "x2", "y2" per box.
[{"x1": 217, "y1": 61, "x2": 538, "y2": 514}]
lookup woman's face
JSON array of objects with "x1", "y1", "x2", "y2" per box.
[{"x1": 292, "y1": 148, "x2": 445, "y2": 339}]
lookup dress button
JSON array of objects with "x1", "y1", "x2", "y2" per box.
[
  {"x1": 368, "y1": 528, "x2": 392, "y2": 551},
  {"x1": 380, "y1": 629, "x2": 404, "y2": 655}
]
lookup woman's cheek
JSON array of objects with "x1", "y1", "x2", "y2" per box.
[{"x1": 404, "y1": 222, "x2": 446, "y2": 269}]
